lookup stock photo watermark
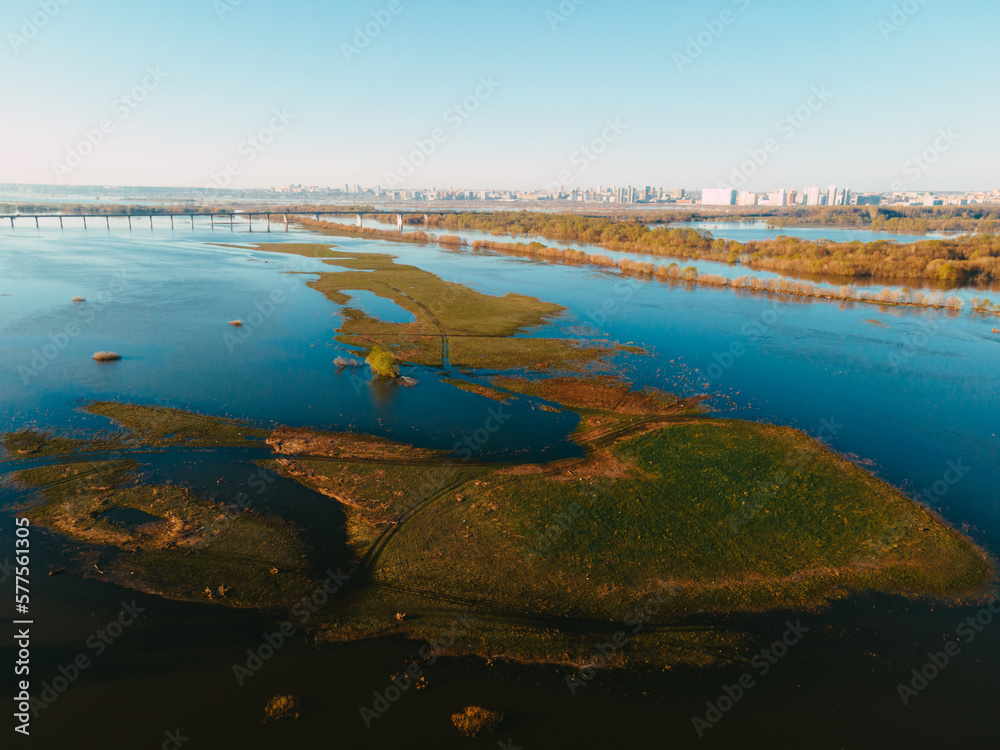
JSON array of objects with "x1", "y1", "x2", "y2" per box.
[
  {"x1": 224, "y1": 289, "x2": 287, "y2": 352},
  {"x1": 887, "y1": 314, "x2": 946, "y2": 372},
  {"x1": 719, "y1": 86, "x2": 832, "y2": 190},
  {"x1": 160, "y1": 729, "x2": 189, "y2": 750},
  {"x1": 546, "y1": 0, "x2": 586, "y2": 30},
  {"x1": 384, "y1": 76, "x2": 502, "y2": 187},
  {"x1": 692, "y1": 619, "x2": 809, "y2": 737},
  {"x1": 726, "y1": 416, "x2": 843, "y2": 531},
  {"x1": 564, "y1": 582, "x2": 676, "y2": 695},
  {"x1": 703, "y1": 300, "x2": 780, "y2": 384},
  {"x1": 879, "y1": 0, "x2": 931, "y2": 40},
  {"x1": 23, "y1": 601, "x2": 146, "y2": 724},
  {"x1": 17, "y1": 271, "x2": 130, "y2": 383},
  {"x1": 920, "y1": 459, "x2": 970, "y2": 505},
  {"x1": 360, "y1": 610, "x2": 476, "y2": 727},
  {"x1": 214, "y1": 0, "x2": 243, "y2": 21},
  {"x1": 232, "y1": 568, "x2": 351, "y2": 685},
  {"x1": 192, "y1": 466, "x2": 278, "y2": 555},
  {"x1": 7, "y1": 0, "x2": 73, "y2": 53},
  {"x1": 205, "y1": 108, "x2": 296, "y2": 189},
  {"x1": 673, "y1": 0, "x2": 752, "y2": 73},
  {"x1": 890, "y1": 128, "x2": 959, "y2": 191},
  {"x1": 341, "y1": 0, "x2": 404, "y2": 62},
  {"x1": 51, "y1": 67, "x2": 169, "y2": 180},
  {"x1": 896, "y1": 598, "x2": 999, "y2": 705},
  {"x1": 544, "y1": 117, "x2": 628, "y2": 192}
]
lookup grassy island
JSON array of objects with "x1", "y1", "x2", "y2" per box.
[
  {"x1": 3, "y1": 385, "x2": 992, "y2": 667},
  {"x1": 255, "y1": 243, "x2": 607, "y2": 370}
]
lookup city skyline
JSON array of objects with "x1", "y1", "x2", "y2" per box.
[
  {"x1": 3, "y1": 181, "x2": 996, "y2": 210},
  {"x1": 2, "y1": 0, "x2": 998, "y2": 191}
]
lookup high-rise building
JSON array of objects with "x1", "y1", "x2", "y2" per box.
[
  {"x1": 828, "y1": 185, "x2": 838, "y2": 206},
  {"x1": 806, "y1": 187, "x2": 821, "y2": 206},
  {"x1": 702, "y1": 188, "x2": 737, "y2": 206}
]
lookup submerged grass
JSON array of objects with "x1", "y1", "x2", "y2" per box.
[
  {"x1": 1, "y1": 430, "x2": 108, "y2": 460},
  {"x1": 13, "y1": 455, "x2": 318, "y2": 607},
  {"x1": 253, "y1": 243, "x2": 608, "y2": 370},
  {"x1": 442, "y1": 378, "x2": 513, "y2": 403},
  {"x1": 84, "y1": 402, "x2": 269, "y2": 448}
]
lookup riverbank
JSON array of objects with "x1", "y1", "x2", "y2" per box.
[
  {"x1": 292, "y1": 218, "x2": 987, "y2": 314},
  {"x1": 355, "y1": 211, "x2": 1000, "y2": 285}
]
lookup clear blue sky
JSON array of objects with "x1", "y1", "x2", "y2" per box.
[{"x1": 2, "y1": 0, "x2": 997, "y2": 192}]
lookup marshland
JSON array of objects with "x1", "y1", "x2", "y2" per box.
[{"x1": 2, "y1": 219, "x2": 999, "y2": 749}]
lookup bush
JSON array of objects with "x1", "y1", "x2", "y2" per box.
[
  {"x1": 264, "y1": 694, "x2": 302, "y2": 722},
  {"x1": 451, "y1": 706, "x2": 505, "y2": 737},
  {"x1": 366, "y1": 345, "x2": 399, "y2": 379}
]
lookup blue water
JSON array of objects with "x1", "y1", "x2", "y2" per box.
[
  {"x1": 676, "y1": 220, "x2": 961, "y2": 245},
  {"x1": 339, "y1": 289, "x2": 416, "y2": 324},
  {"x1": 2, "y1": 222, "x2": 999, "y2": 749},
  {"x1": 0, "y1": 225, "x2": 578, "y2": 460},
  {"x1": 3, "y1": 223, "x2": 997, "y2": 533}
]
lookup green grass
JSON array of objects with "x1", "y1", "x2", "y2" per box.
[
  {"x1": 14, "y1": 457, "x2": 318, "y2": 608},
  {"x1": 244, "y1": 242, "x2": 340, "y2": 258},
  {"x1": 1, "y1": 430, "x2": 111, "y2": 459},
  {"x1": 84, "y1": 402, "x2": 269, "y2": 447},
  {"x1": 129, "y1": 515, "x2": 318, "y2": 607},
  {"x1": 263, "y1": 457, "x2": 486, "y2": 559},
  {"x1": 362, "y1": 421, "x2": 991, "y2": 624},
  {"x1": 6, "y1": 398, "x2": 991, "y2": 668},
  {"x1": 253, "y1": 244, "x2": 608, "y2": 370},
  {"x1": 322, "y1": 584, "x2": 743, "y2": 668},
  {"x1": 442, "y1": 378, "x2": 513, "y2": 403}
]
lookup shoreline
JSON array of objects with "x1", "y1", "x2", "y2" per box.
[{"x1": 291, "y1": 217, "x2": 993, "y2": 315}]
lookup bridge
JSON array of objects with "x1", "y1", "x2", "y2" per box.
[{"x1": 0, "y1": 210, "x2": 456, "y2": 232}]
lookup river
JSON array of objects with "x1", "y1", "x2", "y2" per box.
[{"x1": 1, "y1": 221, "x2": 997, "y2": 748}]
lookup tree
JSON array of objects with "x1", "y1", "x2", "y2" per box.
[{"x1": 366, "y1": 345, "x2": 399, "y2": 379}]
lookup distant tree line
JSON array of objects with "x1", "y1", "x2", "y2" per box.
[{"x1": 404, "y1": 210, "x2": 1000, "y2": 286}]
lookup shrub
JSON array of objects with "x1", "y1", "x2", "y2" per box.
[
  {"x1": 264, "y1": 694, "x2": 302, "y2": 723},
  {"x1": 366, "y1": 345, "x2": 399, "y2": 379},
  {"x1": 451, "y1": 706, "x2": 504, "y2": 737}
]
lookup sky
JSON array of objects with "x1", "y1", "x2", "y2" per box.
[{"x1": 1, "y1": 0, "x2": 998, "y2": 192}]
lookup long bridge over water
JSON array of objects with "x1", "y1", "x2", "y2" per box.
[{"x1": 0, "y1": 210, "x2": 455, "y2": 232}]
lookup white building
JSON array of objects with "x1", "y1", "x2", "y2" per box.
[{"x1": 702, "y1": 188, "x2": 736, "y2": 206}]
